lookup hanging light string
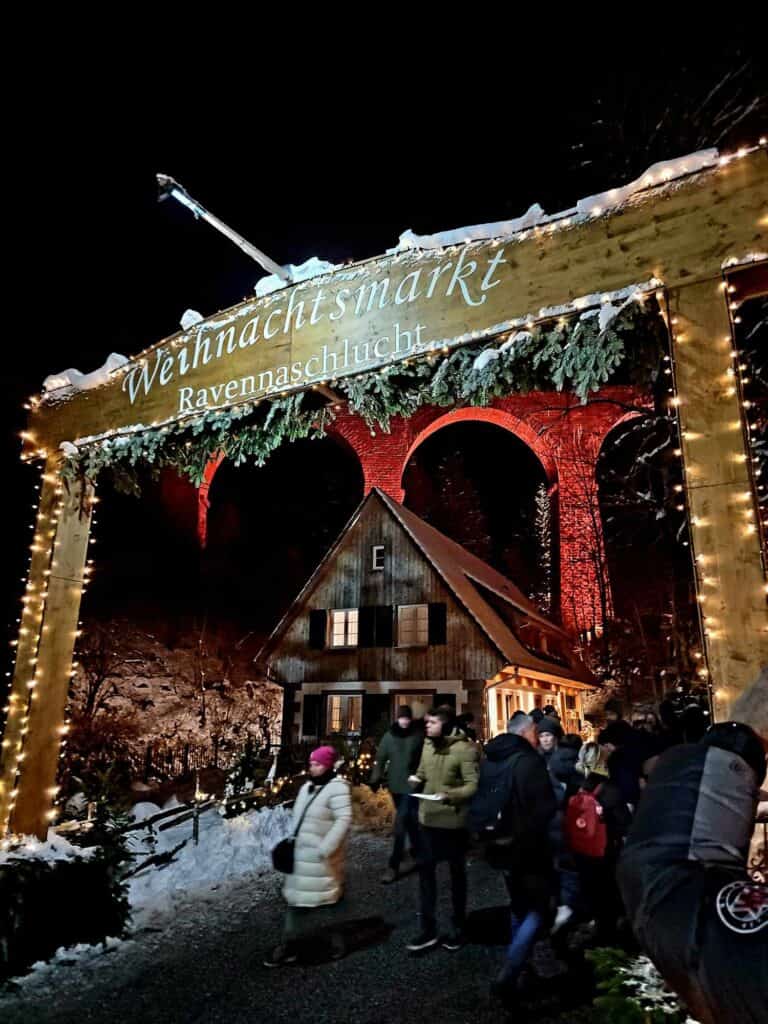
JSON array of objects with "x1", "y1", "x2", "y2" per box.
[
  {"x1": 22, "y1": 278, "x2": 665, "y2": 467},
  {"x1": 722, "y1": 273, "x2": 768, "y2": 578},
  {"x1": 53, "y1": 508, "x2": 99, "y2": 824},
  {"x1": 20, "y1": 138, "x2": 767, "y2": 465},
  {"x1": 66, "y1": 139, "x2": 768, "y2": 381},
  {"x1": 0, "y1": 468, "x2": 65, "y2": 837},
  {"x1": 658, "y1": 292, "x2": 713, "y2": 711},
  {"x1": 0, "y1": 466, "x2": 97, "y2": 840}
]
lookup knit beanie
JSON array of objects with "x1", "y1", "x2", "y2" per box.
[
  {"x1": 537, "y1": 717, "x2": 563, "y2": 739},
  {"x1": 309, "y1": 745, "x2": 338, "y2": 771}
]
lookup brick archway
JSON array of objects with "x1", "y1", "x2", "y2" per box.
[
  {"x1": 325, "y1": 389, "x2": 649, "y2": 633},
  {"x1": 401, "y1": 406, "x2": 557, "y2": 488},
  {"x1": 195, "y1": 388, "x2": 649, "y2": 633}
]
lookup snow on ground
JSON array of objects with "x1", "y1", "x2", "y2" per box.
[
  {"x1": 1, "y1": 800, "x2": 294, "y2": 998},
  {"x1": 2, "y1": 785, "x2": 391, "y2": 996},
  {"x1": 125, "y1": 784, "x2": 391, "y2": 928},
  {"x1": 125, "y1": 800, "x2": 292, "y2": 929}
]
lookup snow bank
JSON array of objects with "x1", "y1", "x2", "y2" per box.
[
  {"x1": 9, "y1": 936, "x2": 128, "y2": 992},
  {"x1": 129, "y1": 801, "x2": 162, "y2": 822},
  {"x1": 0, "y1": 828, "x2": 97, "y2": 866},
  {"x1": 125, "y1": 787, "x2": 389, "y2": 927},
  {"x1": 126, "y1": 802, "x2": 292, "y2": 928}
]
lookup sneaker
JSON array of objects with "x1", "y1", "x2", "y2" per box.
[
  {"x1": 406, "y1": 930, "x2": 438, "y2": 952},
  {"x1": 263, "y1": 943, "x2": 298, "y2": 968},
  {"x1": 380, "y1": 867, "x2": 398, "y2": 884},
  {"x1": 441, "y1": 928, "x2": 466, "y2": 951},
  {"x1": 551, "y1": 905, "x2": 574, "y2": 935}
]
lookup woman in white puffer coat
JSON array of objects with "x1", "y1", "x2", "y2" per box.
[{"x1": 265, "y1": 745, "x2": 353, "y2": 967}]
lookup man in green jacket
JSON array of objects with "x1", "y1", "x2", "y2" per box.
[
  {"x1": 406, "y1": 705, "x2": 480, "y2": 953},
  {"x1": 369, "y1": 705, "x2": 424, "y2": 883}
]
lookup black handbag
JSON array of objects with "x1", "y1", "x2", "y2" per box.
[{"x1": 272, "y1": 786, "x2": 322, "y2": 874}]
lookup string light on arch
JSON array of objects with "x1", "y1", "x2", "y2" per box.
[{"x1": 721, "y1": 268, "x2": 768, "y2": 580}]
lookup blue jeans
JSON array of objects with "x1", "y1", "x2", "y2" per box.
[
  {"x1": 558, "y1": 866, "x2": 581, "y2": 908},
  {"x1": 506, "y1": 909, "x2": 542, "y2": 972},
  {"x1": 390, "y1": 792, "x2": 422, "y2": 870},
  {"x1": 501, "y1": 871, "x2": 543, "y2": 980}
]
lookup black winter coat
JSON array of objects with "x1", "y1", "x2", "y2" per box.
[
  {"x1": 617, "y1": 744, "x2": 767, "y2": 1024},
  {"x1": 548, "y1": 745, "x2": 581, "y2": 797},
  {"x1": 478, "y1": 734, "x2": 557, "y2": 875}
]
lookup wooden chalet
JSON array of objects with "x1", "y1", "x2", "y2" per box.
[{"x1": 256, "y1": 489, "x2": 595, "y2": 745}]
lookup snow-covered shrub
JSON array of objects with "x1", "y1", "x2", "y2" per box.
[
  {"x1": 0, "y1": 832, "x2": 130, "y2": 983},
  {"x1": 587, "y1": 947, "x2": 700, "y2": 1023}
]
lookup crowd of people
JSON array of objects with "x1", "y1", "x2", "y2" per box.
[{"x1": 264, "y1": 693, "x2": 767, "y2": 1023}]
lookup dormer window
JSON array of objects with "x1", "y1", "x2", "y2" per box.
[{"x1": 371, "y1": 545, "x2": 385, "y2": 571}]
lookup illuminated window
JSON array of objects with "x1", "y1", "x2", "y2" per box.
[
  {"x1": 397, "y1": 604, "x2": 429, "y2": 646},
  {"x1": 391, "y1": 693, "x2": 432, "y2": 719},
  {"x1": 329, "y1": 609, "x2": 358, "y2": 648},
  {"x1": 326, "y1": 694, "x2": 362, "y2": 734}
]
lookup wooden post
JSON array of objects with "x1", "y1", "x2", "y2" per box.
[
  {"x1": 669, "y1": 280, "x2": 768, "y2": 719},
  {"x1": 0, "y1": 457, "x2": 93, "y2": 838}
]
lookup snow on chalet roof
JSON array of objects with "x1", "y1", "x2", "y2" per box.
[{"x1": 258, "y1": 489, "x2": 593, "y2": 686}]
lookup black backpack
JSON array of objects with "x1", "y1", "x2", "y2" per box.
[{"x1": 468, "y1": 751, "x2": 525, "y2": 838}]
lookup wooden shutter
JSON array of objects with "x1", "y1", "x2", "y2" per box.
[
  {"x1": 358, "y1": 606, "x2": 376, "y2": 648},
  {"x1": 301, "y1": 694, "x2": 322, "y2": 737},
  {"x1": 428, "y1": 603, "x2": 447, "y2": 645},
  {"x1": 309, "y1": 609, "x2": 327, "y2": 649},
  {"x1": 374, "y1": 605, "x2": 394, "y2": 647}
]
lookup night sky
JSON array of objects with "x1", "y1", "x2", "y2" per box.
[{"x1": 3, "y1": 31, "x2": 765, "y2": 679}]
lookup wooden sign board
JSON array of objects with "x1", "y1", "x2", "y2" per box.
[{"x1": 25, "y1": 151, "x2": 767, "y2": 457}]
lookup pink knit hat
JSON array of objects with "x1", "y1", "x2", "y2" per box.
[{"x1": 309, "y1": 745, "x2": 337, "y2": 770}]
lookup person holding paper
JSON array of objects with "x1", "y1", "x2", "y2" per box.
[{"x1": 405, "y1": 705, "x2": 479, "y2": 954}]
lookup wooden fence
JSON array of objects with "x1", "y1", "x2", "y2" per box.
[{"x1": 131, "y1": 740, "x2": 250, "y2": 781}]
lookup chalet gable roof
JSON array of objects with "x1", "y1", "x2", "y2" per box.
[{"x1": 256, "y1": 488, "x2": 593, "y2": 685}]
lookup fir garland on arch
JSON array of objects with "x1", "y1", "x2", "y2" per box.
[{"x1": 61, "y1": 296, "x2": 664, "y2": 494}]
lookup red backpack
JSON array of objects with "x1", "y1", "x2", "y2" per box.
[{"x1": 565, "y1": 785, "x2": 607, "y2": 858}]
